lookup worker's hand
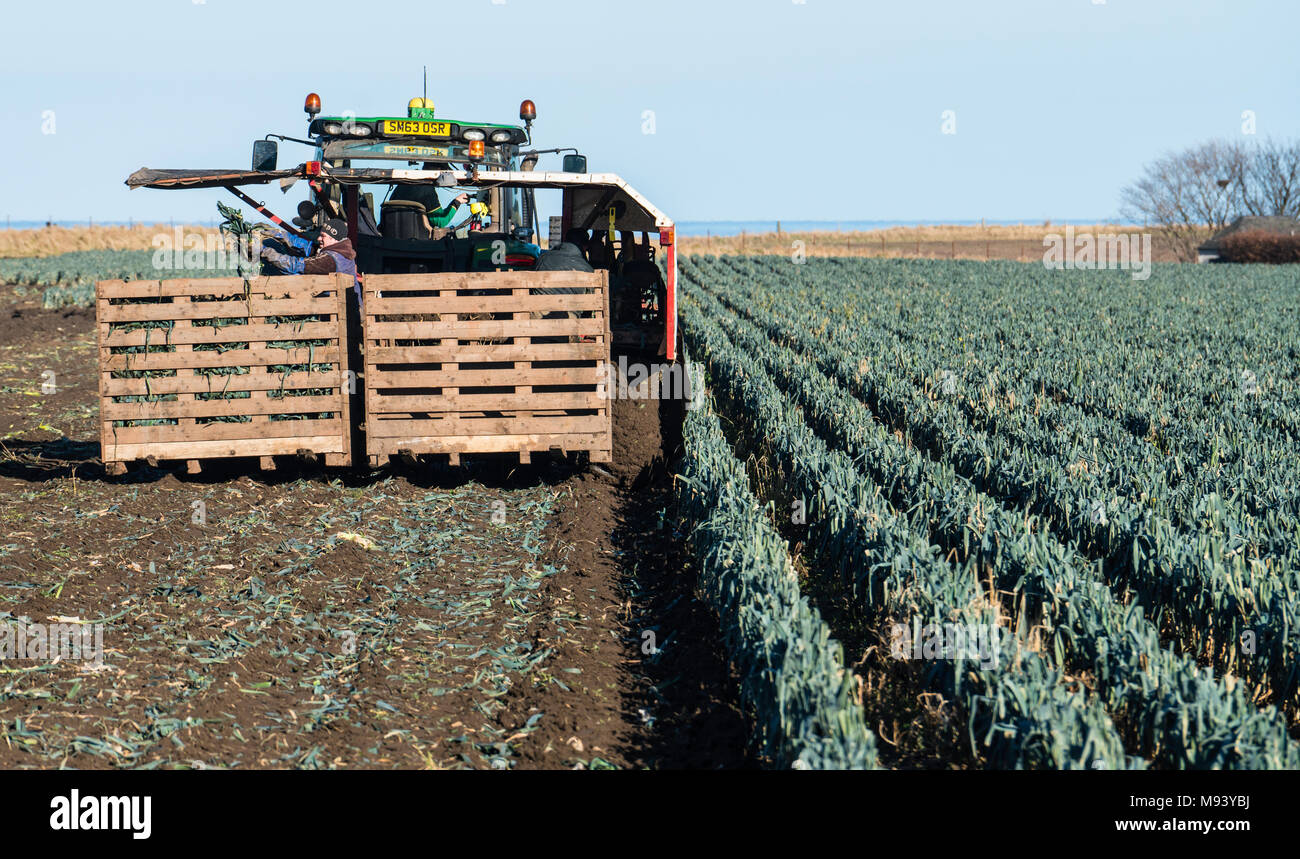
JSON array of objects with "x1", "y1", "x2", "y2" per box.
[{"x1": 454, "y1": 193, "x2": 470, "y2": 207}]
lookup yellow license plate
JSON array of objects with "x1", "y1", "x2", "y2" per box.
[{"x1": 382, "y1": 119, "x2": 452, "y2": 137}]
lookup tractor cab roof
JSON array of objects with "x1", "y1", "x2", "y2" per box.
[
  {"x1": 124, "y1": 165, "x2": 674, "y2": 232},
  {"x1": 123, "y1": 94, "x2": 672, "y2": 234}
]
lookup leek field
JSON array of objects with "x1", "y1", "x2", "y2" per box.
[{"x1": 676, "y1": 255, "x2": 1300, "y2": 769}]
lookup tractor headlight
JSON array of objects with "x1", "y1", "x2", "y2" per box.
[
  {"x1": 348, "y1": 124, "x2": 372, "y2": 137},
  {"x1": 462, "y1": 128, "x2": 486, "y2": 141},
  {"x1": 489, "y1": 129, "x2": 513, "y2": 143},
  {"x1": 323, "y1": 122, "x2": 343, "y2": 135}
]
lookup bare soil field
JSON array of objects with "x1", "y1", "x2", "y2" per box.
[
  {"x1": 0, "y1": 224, "x2": 221, "y2": 259},
  {"x1": 676, "y1": 223, "x2": 1197, "y2": 262},
  {"x1": 3, "y1": 222, "x2": 1200, "y2": 265},
  {"x1": 0, "y1": 288, "x2": 746, "y2": 769}
]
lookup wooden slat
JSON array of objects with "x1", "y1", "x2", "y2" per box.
[
  {"x1": 365, "y1": 271, "x2": 604, "y2": 293},
  {"x1": 372, "y1": 409, "x2": 578, "y2": 420},
  {"x1": 103, "y1": 322, "x2": 340, "y2": 348},
  {"x1": 98, "y1": 275, "x2": 343, "y2": 300},
  {"x1": 369, "y1": 391, "x2": 599, "y2": 413},
  {"x1": 173, "y1": 296, "x2": 198, "y2": 437},
  {"x1": 369, "y1": 292, "x2": 603, "y2": 315},
  {"x1": 367, "y1": 366, "x2": 598, "y2": 389},
  {"x1": 368, "y1": 414, "x2": 608, "y2": 437},
  {"x1": 438, "y1": 288, "x2": 460, "y2": 407},
  {"x1": 513, "y1": 286, "x2": 534, "y2": 430},
  {"x1": 368, "y1": 433, "x2": 607, "y2": 456},
  {"x1": 99, "y1": 297, "x2": 337, "y2": 323},
  {"x1": 104, "y1": 394, "x2": 341, "y2": 421},
  {"x1": 104, "y1": 370, "x2": 341, "y2": 397},
  {"x1": 364, "y1": 317, "x2": 606, "y2": 340},
  {"x1": 367, "y1": 342, "x2": 604, "y2": 364},
  {"x1": 97, "y1": 295, "x2": 113, "y2": 469},
  {"x1": 103, "y1": 346, "x2": 340, "y2": 371},
  {"x1": 106, "y1": 418, "x2": 342, "y2": 445},
  {"x1": 105, "y1": 435, "x2": 346, "y2": 462}
]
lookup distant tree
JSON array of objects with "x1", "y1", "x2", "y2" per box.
[
  {"x1": 1121, "y1": 138, "x2": 1300, "y2": 261},
  {"x1": 1240, "y1": 138, "x2": 1300, "y2": 219}
]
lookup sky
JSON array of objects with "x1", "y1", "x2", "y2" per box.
[{"x1": 1, "y1": 0, "x2": 1297, "y2": 226}]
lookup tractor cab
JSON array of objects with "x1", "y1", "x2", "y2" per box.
[{"x1": 301, "y1": 96, "x2": 542, "y2": 276}]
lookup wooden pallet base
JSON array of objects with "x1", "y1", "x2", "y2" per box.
[{"x1": 103, "y1": 448, "x2": 350, "y2": 475}]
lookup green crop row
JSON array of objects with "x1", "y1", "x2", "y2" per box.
[
  {"x1": 683, "y1": 259, "x2": 1299, "y2": 768},
  {"x1": 696, "y1": 255, "x2": 1300, "y2": 713},
  {"x1": 682, "y1": 281, "x2": 1140, "y2": 769},
  {"x1": 678, "y1": 394, "x2": 878, "y2": 769},
  {"x1": 0, "y1": 249, "x2": 239, "y2": 296}
]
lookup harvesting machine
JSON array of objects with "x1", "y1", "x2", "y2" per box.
[{"x1": 113, "y1": 92, "x2": 680, "y2": 471}]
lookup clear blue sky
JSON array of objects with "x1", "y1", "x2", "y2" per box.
[{"x1": 2, "y1": 0, "x2": 1296, "y2": 225}]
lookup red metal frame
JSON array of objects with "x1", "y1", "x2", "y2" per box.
[{"x1": 662, "y1": 230, "x2": 676, "y2": 361}]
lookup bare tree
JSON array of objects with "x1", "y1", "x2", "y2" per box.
[
  {"x1": 1122, "y1": 138, "x2": 1300, "y2": 261},
  {"x1": 1240, "y1": 138, "x2": 1300, "y2": 218},
  {"x1": 1121, "y1": 139, "x2": 1251, "y2": 261}
]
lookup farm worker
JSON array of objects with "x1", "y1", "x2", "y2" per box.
[
  {"x1": 260, "y1": 218, "x2": 362, "y2": 303},
  {"x1": 428, "y1": 192, "x2": 471, "y2": 228},
  {"x1": 258, "y1": 224, "x2": 314, "y2": 271},
  {"x1": 387, "y1": 162, "x2": 470, "y2": 228}
]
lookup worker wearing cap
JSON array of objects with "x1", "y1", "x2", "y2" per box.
[{"x1": 260, "y1": 218, "x2": 361, "y2": 302}]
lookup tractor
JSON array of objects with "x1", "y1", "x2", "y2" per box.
[{"x1": 117, "y1": 92, "x2": 683, "y2": 469}]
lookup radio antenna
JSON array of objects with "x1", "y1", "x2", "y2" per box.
[{"x1": 423, "y1": 66, "x2": 427, "y2": 104}]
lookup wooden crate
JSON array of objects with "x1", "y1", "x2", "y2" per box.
[
  {"x1": 96, "y1": 274, "x2": 355, "y2": 474},
  {"x1": 362, "y1": 271, "x2": 612, "y2": 465}
]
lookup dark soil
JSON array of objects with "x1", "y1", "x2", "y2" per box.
[
  {"x1": 0, "y1": 290, "x2": 748, "y2": 769},
  {"x1": 506, "y1": 396, "x2": 750, "y2": 769}
]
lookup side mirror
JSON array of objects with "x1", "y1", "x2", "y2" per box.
[
  {"x1": 252, "y1": 140, "x2": 278, "y2": 172},
  {"x1": 562, "y1": 154, "x2": 587, "y2": 174}
]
